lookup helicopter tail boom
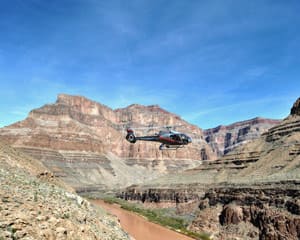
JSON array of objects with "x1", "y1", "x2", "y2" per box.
[{"x1": 126, "y1": 129, "x2": 161, "y2": 143}]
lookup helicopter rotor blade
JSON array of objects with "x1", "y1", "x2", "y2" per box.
[{"x1": 115, "y1": 123, "x2": 191, "y2": 139}]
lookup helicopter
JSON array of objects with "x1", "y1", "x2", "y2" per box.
[{"x1": 125, "y1": 126, "x2": 192, "y2": 150}]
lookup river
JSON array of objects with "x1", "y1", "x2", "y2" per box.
[{"x1": 92, "y1": 200, "x2": 195, "y2": 240}]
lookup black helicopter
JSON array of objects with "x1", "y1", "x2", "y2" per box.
[{"x1": 125, "y1": 126, "x2": 192, "y2": 150}]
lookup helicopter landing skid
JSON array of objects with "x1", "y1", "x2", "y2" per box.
[{"x1": 159, "y1": 144, "x2": 184, "y2": 150}]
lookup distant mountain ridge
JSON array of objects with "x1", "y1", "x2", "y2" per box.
[{"x1": 203, "y1": 117, "x2": 281, "y2": 156}]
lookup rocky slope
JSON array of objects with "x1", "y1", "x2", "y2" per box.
[
  {"x1": 119, "y1": 98, "x2": 300, "y2": 240},
  {"x1": 0, "y1": 141, "x2": 131, "y2": 240},
  {"x1": 203, "y1": 117, "x2": 281, "y2": 157},
  {"x1": 0, "y1": 94, "x2": 215, "y2": 191}
]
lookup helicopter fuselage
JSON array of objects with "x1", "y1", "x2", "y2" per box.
[{"x1": 126, "y1": 129, "x2": 192, "y2": 150}]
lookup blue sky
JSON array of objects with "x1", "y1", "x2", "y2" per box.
[{"x1": 0, "y1": 0, "x2": 299, "y2": 129}]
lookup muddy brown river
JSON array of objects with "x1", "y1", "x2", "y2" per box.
[{"x1": 92, "y1": 200, "x2": 195, "y2": 240}]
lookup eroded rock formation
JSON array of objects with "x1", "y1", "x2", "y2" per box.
[
  {"x1": 0, "y1": 94, "x2": 216, "y2": 191},
  {"x1": 119, "y1": 97, "x2": 300, "y2": 239},
  {"x1": 204, "y1": 117, "x2": 281, "y2": 156},
  {"x1": 291, "y1": 97, "x2": 300, "y2": 116},
  {"x1": 119, "y1": 185, "x2": 300, "y2": 239}
]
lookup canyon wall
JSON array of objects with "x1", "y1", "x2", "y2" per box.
[
  {"x1": 0, "y1": 94, "x2": 215, "y2": 191},
  {"x1": 204, "y1": 118, "x2": 281, "y2": 157},
  {"x1": 119, "y1": 97, "x2": 300, "y2": 240},
  {"x1": 120, "y1": 184, "x2": 299, "y2": 240}
]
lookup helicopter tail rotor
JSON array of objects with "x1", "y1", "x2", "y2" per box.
[{"x1": 126, "y1": 129, "x2": 136, "y2": 143}]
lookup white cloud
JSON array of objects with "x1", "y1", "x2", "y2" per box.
[{"x1": 245, "y1": 66, "x2": 268, "y2": 77}]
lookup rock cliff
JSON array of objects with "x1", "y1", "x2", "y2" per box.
[
  {"x1": 204, "y1": 117, "x2": 281, "y2": 157},
  {"x1": 0, "y1": 94, "x2": 215, "y2": 191},
  {"x1": 291, "y1": 97, "x2": 300, "y2": 116},
  {"x1": 120, "y1": 183, "x2": 300, "y2": 240}
]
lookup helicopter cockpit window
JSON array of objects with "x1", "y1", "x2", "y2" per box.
[{"x1": 171, "y1": 134, "x2": 181, "y2": 141}]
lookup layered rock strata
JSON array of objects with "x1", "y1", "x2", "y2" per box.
[
  {"x1": 266, "y1": 100, "x2": 300, "y2": 142},
  {"x1": 0, "y1": 94, "x2": 215, "y2": 191},
  {"x1": 119, "y1": 184, "x2": 300, "y2": 240},
  {"x1": 119, "y1": 98, "x2": 300, "y2": 239},
  {"x1": 204, "y1": 118, "x2": 281, "y2": 156}
]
